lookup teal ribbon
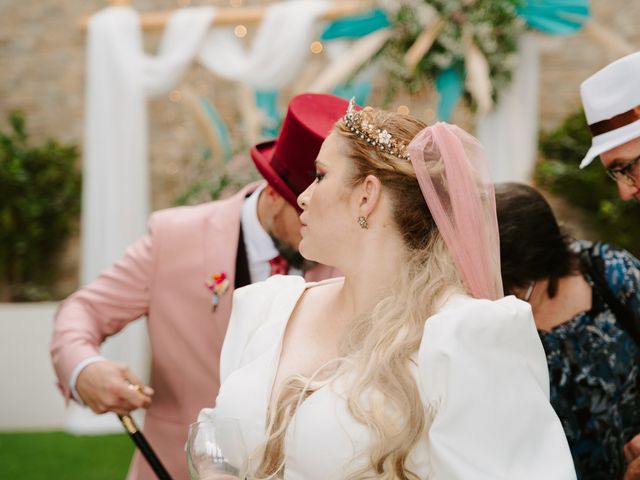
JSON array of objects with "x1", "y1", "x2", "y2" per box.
[
  {"x1": 320, "y1": 9, "x2": 390, "y2": 106},
  {"x1": 518, "y1": 0, "x2": 590, "y2": 35},
  {"x1": 436, "y1": 66, "x2": 464, "y2": 122},
  {"x1": 320, "y1": 8, "x2": 390, "y2": 40},
  {"x1": 255, "y1": 90, "x2": 281, "y2": 138},
  {"x1": 333, "y1": 81, "x2": 372, "y2": 107},
  {"x1": 200, "y1": 97, "x2": 233, "y2": 161}
]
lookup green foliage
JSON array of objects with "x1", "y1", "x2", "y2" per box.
[
  {"x1": 0, "y1": 111, "x2": 81, "y2": 301},
  {"x1": 0, "y1": 432, "x2": 133, "y2": 479},
  {"x1": 173, "y1": 153, "x2": 260, "y2": 207},
  {"x1": 536, "y1": 110, "x2": 640, "y2": 256},
  {"x1": 173, "y1": 173, "x2": 237, "y2": 206},
  {"x1": 378, "y1": 0, "x2": 523, "y2": 109}
]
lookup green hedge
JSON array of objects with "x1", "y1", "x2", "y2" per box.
[
  {"x1": 0, "y1": 111, "x2": 81, "y2": 301},
  {"x1": 535, "y1": 110, "x2": 640, "y2": 257}
]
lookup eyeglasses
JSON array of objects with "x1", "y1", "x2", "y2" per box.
[{"x1": 605, "y1": 153, "x2": 640, "y2": 186}]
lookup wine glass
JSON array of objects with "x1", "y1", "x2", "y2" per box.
[{"x1": 186, "y1": 417, "x2": 247, "y2": 480}]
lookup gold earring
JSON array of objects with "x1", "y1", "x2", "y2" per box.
[{"x1": 357, "y1": 216, "x2": 368, "y2": 229}]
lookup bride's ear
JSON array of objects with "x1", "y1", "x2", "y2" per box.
[{"x1": 358, "y1": 174, "x2": 382, "y2": 218}]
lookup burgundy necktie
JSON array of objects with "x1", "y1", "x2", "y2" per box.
[{"x1": 268, "y1": 255, "x2": 289, "y2": 276}]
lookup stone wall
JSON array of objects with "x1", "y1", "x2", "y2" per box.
[{"x1": 537, "y1": 1, "x2": 640, "y2": 131}]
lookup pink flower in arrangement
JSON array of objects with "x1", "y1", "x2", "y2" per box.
[{"x1": 205, "y1": 272, "x2": 230, "y2": 312}]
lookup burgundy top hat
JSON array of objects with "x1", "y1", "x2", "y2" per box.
[{"x1": 251, "y1": 93, "x2": 350, "y2": 209}]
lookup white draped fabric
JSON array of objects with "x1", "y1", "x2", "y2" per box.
[
  {"x1": 199, "y1": 0, "x2": 329, "y2": 89},
  {"x1": 75, "y1": 1, "x2": 330, "y2": 433},
  {"x1": 81, "y1": 6, "x2": 217, "y2": 290},
  {"x1": 476, "y1": 33, "x2": 540, "y2": 184}
]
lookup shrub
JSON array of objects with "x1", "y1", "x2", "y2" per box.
[
  {"x1": 536, "y1": 110, "x2": 640, "y2": 257},
  {"x1": 0, "y1": 111, "x2": 81, "y2": 301}
]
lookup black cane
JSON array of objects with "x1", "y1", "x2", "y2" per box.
[{"x1": 118, "y1": 414, "x2": 173, "y2": 480}]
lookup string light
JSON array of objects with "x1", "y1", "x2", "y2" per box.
[
  {"x1": 169, "y1": 90, "x2": 182, "y2": 103},
  {"x1": 424, "y1": 108, "x2": 436, "y2": 121},
  {"x1": 396, "y1": 105, "x2": 410, "y2": 115},
  {"x1": 234, "y1": 25, "x2": 247, "y2": 38},
  {"x1": 310, "y1": 41, "x2": 323, "y2": 54}
]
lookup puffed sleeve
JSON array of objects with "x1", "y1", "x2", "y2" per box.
[{"x1": 418, "y1": 295, "x2": 576, "y2": 479}]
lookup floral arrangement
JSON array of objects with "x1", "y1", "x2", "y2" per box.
[{"x1": 377, "y1": 0, "x2": 524, "y2": 116}]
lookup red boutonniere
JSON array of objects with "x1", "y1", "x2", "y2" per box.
[{"x1": 205, "y1": 272, "x2": 230, "y2": 312}]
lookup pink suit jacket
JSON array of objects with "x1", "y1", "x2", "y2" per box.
[{"x1": 50, "y1": 183, "x2": 337, "y2": 480}]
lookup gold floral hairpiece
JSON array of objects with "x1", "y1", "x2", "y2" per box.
[{"x1": 342, "y1": 98, "x2": 411, "y2": 161}]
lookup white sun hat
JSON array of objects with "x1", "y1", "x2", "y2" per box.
[{"x1": 579, "y1": 51, "x2": 640, "y2": 169}]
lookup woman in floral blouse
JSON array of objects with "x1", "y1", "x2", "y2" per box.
[{"x1": 496, "y1": 182, "x2": 640, "y2": 480}]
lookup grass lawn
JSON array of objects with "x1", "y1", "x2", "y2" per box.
[{"x1": 0, "y1": 431, "x2": 134, "y2": 479}]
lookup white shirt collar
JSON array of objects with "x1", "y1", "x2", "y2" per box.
[{"x1": 241, "y1": 183, "x2": 279, "y2": 265}]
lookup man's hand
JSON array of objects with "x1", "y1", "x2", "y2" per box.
[
  {"x1": 624, "y1": 434, "x2": 640, "y2": 480},
  {"x1": 76, "y1": 360, "x2": 153, "y2": 416}
]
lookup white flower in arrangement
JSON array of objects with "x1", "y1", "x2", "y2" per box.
[
  {"x1": 415, "y1": 3, "x2": 438, "y2": 27},
  {"x1": 437, "y1": 0, "x2": 464, "y2": 11},
  {"x1": 483, "y1": 38, "x2": 498, "y2": 54},
  {"x1": 432, "y1": 52, "x2": 454, "y2": 69},
  {"x1": 502, "y1": 54, "x2": 519, "y2": 70},
  {"x1": 407, "y1": 0, "x2": 425, "y2": 10},
  {"x1": 441, "y1": 22, "x2": 457, "y2": 39},
  {"x1": 378, "y1": 0, "x2": 403, "y2": 14},
  {"x1": 439, "y1": 34, "x2": 463, "y2": 55},
  {"x1": 475, "y1": 23, "x2": 493, "y2": 38}
]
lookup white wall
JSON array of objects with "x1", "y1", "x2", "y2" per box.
[{"x1": 0, "y1": 302, "x2": 67, "y2": 431}]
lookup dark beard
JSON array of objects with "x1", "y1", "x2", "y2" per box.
[{"x1": 269, "y1": 234, "x2": 316, "y2": 272}]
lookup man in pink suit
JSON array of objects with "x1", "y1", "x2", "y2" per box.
[{"x1": 51, "y1": 93, "x2": 348, "y2": 480}]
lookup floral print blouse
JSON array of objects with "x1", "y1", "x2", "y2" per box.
[{"x1": 540, "y1": 241, "x2": 640, "y2": 479}]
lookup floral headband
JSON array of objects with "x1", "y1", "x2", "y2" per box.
[{"x1": 341, "y1": 98, "x2": 411, "y2": 161}]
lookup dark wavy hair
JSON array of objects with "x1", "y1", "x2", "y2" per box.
[{"x1": 495, "y1": 182, "x2": 579, "y2": 298}]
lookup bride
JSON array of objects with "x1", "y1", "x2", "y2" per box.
[{"x1": 199, "y1": 100, "x2": 576, "y2": 479}]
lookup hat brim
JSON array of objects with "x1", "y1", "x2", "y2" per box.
[
  {"x1": 580, "y1": 119, "x2": 640, "y2": 168},
  {"x1": 250, "y1": 141, "x2": 301, "y2": 210}
]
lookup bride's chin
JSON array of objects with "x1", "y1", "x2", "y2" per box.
[{"x1": 298, "y1": 243, "x2": 319, "y2": 264}]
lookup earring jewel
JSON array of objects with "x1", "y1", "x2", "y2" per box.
[{"x1": 357, "y1": 216, "x2": 369, "y2": 229}]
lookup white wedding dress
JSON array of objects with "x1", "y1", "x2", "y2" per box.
[{"x1": 200, "y1": 275, "x2": 576, "y2": 479}]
